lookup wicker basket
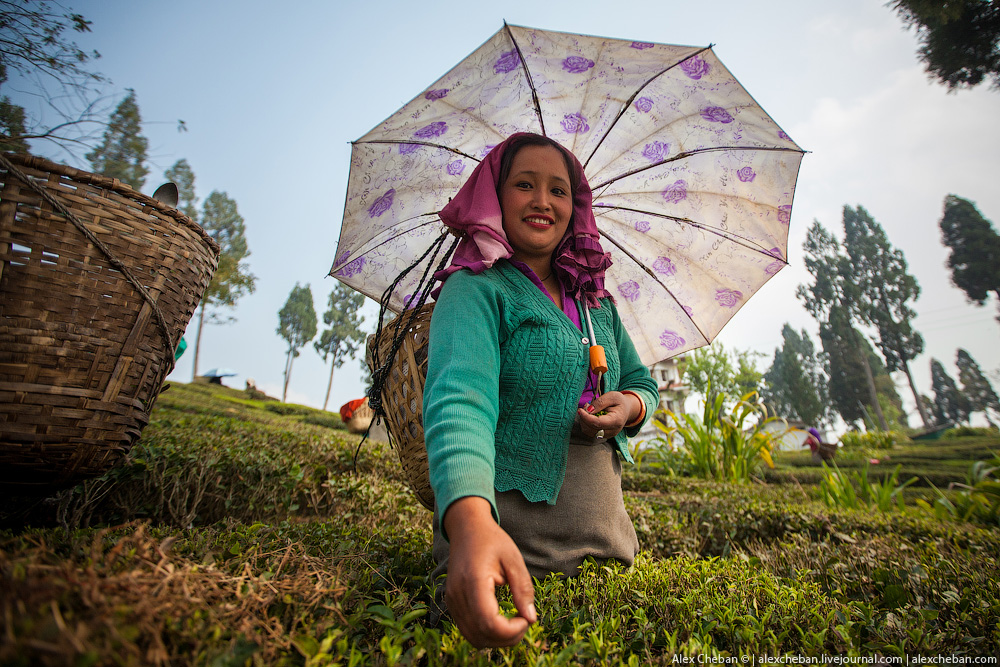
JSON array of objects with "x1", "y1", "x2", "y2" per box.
[
  {"x1": 0, "y1": 153, "x2": 219, "y2": 492},
  {"x1": 816, "y1": 442, "x2": 838, "y2": 461},
  {"x1": 366, "y1": 303, "x2": 435, "y2": 511}
]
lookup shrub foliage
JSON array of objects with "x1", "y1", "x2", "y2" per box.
[{"x1": 2, "y1": 382, "x2": 999, "y2": 664}]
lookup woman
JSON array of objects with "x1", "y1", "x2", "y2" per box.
[{"x1": 424, "y1": 133, "x2": 658, "y2": 648}]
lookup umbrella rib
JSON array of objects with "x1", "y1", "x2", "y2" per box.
[
  {"x1": 582, "y1": 46, "x2": 714, "y2": 170},
  {"x1": 596, "y1": 230, "x2": 713, "y2": 344},
  {"x1": 355, "y1": 139, "x2": 482, "y2": 163},
  {"x1": 594, "y1": 203, "x2": 784, "y2": 258},
  {"x1": 590, "y1": 145, "x2": 805, "y2": 192},
  {"x1": 504, "y1": 22, "x2": 546, "y2": 136}
]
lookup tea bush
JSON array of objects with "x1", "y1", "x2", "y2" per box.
[
  {"x1": 301, "y1": 412, "x2": 347, "y2": 430},
  {"x1": 264, "y1": 402, "x2": 318, "y2": 416},
  {"x1": 942, "y1": 425, "x2": 1000, "y2": 439},
  {"x1": 840, "y1": 430, "x2": 909, "y2": 450},
  {"x1": 2, "y1": 381, "x2": 999, "y2": 664}
]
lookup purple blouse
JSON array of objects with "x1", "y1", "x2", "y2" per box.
[{"x1": 510, "y1": 260, "x2": 598, "y2": 406}]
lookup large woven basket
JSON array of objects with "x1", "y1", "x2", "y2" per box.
[
  {"x1": 0, "y1": 153, "x2": 220, "y2": 492},
  {"x1": 366, "y1": 303, "x2": 435, "y2": 511}
]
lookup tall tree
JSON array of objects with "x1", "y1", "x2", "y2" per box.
[
  {"x1": 841, "y1": 205, "x2": 930, "y2": 428},
  {"x1": 0, "y1": 1, "x2": 105, "y2": 153},
  {"x1": 314, "y1": 284, "x2": 367, "y2": 411},
  {"x1": 733, "y1": 350, "x2": 765, "y2": 399},
  {"x1": 939, "y1": 195, "x2": 1000, "y2": 321},
  {"x1": 85, "y1": 90, "x2": 148, "y2": 190},
  {"x1": 796, "y1": 221, "x2": 850, "y2": 320},
  {"x1": 956, "y1": 348, "x2": 1000, "y2": 424},
  {"x1": 797, "y1": 221, "x2": 889, "y2": 430},
  {"x1": 887, "y1": 0, "x2": 1000, "y2": 91},
  {"x1": 165, "y1": 159, "x2": 198, "y2": 221},
  {"x1": 277, "y1": 283, "x2": 317, "y2": 403},
  {"x1": 931, "y1": 358, "x2": 971, "y2": 425},
  {"x1": 819, "y1": 306, "x2": 883, "y2": 428},
  {"x1": 167, "y1": 164, "x2": 257, "y2": 380},
  {"x1": 875, "y1": 372, "x2": 909, "y2": 432},
  {"x1": 683, "y1": 342, "x2": 763, "y2": 406},
  {"x1": 761, "y1": 324, "x2": 829, "y2": 426},
  {"x1": 919, "y1": 394, "x2": 936, "y2": 424},
  {"x1": 0, "y1": 90, "x2": 28, "y2": 152}
]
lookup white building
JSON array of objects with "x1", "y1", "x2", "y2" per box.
[{"x1": 635, "y1": 355, "x2": 688, "y2": 440}]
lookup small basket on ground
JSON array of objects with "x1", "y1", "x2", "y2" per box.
[
  {"x1": 340, "y1": 397, "x2": 374, "y2": 434},
  {"x1": 811, "y1": 441, "x2": 838, "y2": 463},
  {"x1": 366, "y1": 303, "x2": 435, "y2": 511},
  {"x1": 0, "y1": 153, "x2": 219, "y2": 493}
]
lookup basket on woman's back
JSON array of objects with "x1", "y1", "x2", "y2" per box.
[{"x1": 365, "y1": 303, "x2": 435, "y2": 510}]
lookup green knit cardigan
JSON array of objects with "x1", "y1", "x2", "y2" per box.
[{"x1": 423, "y1": 260, "x2": 658, "y2": 526}]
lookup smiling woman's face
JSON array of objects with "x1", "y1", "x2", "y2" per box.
[{"x1": 499, "y1": 144, "x2": 573, "y2": 267}]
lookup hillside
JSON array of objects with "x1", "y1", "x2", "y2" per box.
[{"x1": 1, "y1": 382, "x2": 998, "y2": 664}]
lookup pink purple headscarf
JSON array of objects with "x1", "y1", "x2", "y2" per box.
[{"x1": 433, "y1": 133, "x2": 613, "y2": 308}]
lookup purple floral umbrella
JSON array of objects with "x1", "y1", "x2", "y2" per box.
[{"x1": 330, "y1": 23, "x2": 804, "y2": 365}]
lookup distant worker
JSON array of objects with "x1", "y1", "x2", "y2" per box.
[{"x1": 804, "y1": 427, "x2": 835, "y2": 462}]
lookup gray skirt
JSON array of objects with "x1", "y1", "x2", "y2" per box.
[{"x1": 431, "y1": 426, "x2": 639, "y2": 581}]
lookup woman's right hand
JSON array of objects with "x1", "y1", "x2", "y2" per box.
[{"x1": 442, "y1": 496, "x2": 537, "y2": 648}]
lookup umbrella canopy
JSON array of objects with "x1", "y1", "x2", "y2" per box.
[
  {"x1": 331, "y1": 23, "x2": 805, "y2": 365},
  {"x1": 201, "y1": 367, "x2": 238, "y2": 378}
]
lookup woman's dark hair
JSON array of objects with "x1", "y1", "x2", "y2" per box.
[{"x1": 496, "y1": 133, "x2": 581, "y2": 197}]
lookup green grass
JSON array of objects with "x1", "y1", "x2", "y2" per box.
[{"x1": 2, "y1": 382, "x2": 999, "y2": 665}]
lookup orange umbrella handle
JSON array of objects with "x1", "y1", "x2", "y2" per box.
[{"x1": 589, "y1": 345, "x2": 608, "y2": 374}]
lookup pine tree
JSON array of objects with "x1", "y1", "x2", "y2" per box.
[
  {"x1": 277, "y1": 283, "x2": 317, "y2": 403},
  {"x1": 314, "y1": 284, "x2": 367, "y2": 411},
  {"x1": 761, "y1": 324, "x2": 828, "y2": 426},
  {"x1": 930, "y1": 358, "x2": 971, "y2": 425},
  {"x1": 796, "y1": 221, "x2": 850, "y2": 320},
  {"x1": 165, "y1": 159, "x2": 198, "y2": 222},
  {"x1": 939, "y1": 195, "x2": 1000, "y2": 322},
  {"x1": 798, "y1": 221, "x2": 889, "y2": 429},
  {"x1": 956, "y1": 348, "x2": 1000, "y2": 423},
  {"x1": 200, "y1": 191, "x2": 256, "y2": 315},
  {"x1": 819, "y1": 307, "x2": 882, "y2": 428},
  {"x1": 842, "y1": 205, "x2": 930, "y2": 428},
  {"x1": 166, "y1": 162, "x2": 257, "y2": 381},
  {"x1": 85, "y1": 90, "x2": 148, "y2": 189}
]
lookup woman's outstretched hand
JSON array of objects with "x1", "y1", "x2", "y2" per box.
[
  {"x1": 442, "y1": 496, "x2": 537, "y2": 648},
  {"x1": 576, "y1": 391, "x2": 642, "y2": 439}
]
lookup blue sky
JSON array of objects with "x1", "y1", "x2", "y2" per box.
[{"x1": 13, "y1": 0, "x2": 1000, "y2": 429}]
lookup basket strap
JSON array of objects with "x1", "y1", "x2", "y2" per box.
[{"x1": 0, "y1": 152, "x2": 178, "y2": 370}]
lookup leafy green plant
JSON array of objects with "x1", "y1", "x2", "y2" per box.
[
  {"x1": 633, "y1": 436, "x2": 694, "y2": 478},
  {"x1": 818, "y1": 462, "x2": 865, "y2": 511},
  {"x1": 917, "y1": 454, "x2": 1000, "y2": 526},
  {"x1": 818, "y1": 461, "x2": 917, "y2": 512},
  {"x1": 653, "y1": 389, "x2": 780, "y2": 483}
]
